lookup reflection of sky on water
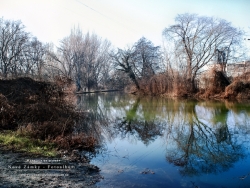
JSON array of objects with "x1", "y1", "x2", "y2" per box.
[
  {"x1": 78, "y1": 93, "x2": 250, "y2": 187},
  {"x1": 93, "y1": 138, "x2": 182, "y2": 188}
]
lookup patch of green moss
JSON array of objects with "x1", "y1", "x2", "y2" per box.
[{"x1": 0, "y1": 131, "x2": 57, "y2": 157}]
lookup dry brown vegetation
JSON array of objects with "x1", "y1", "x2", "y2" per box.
[
  {"x1": 223, "y1": 72, "x2": 250, "y2": 100},
  {"x1": 0, "y1": 77, "x2": 98, "y2": 151},
  {"x1": 125, "y1": 71, "x2": 197, "y2": 98},
  {"x1": 197, "y1": 69, "x2": 230, "y2": 99},
  {"x1": 53, "y1": 133, "x2": 97, "y2": 152},
  {"x1": 140, "y1": 74, "x2": 170, "y2": 96},
  {"x1": 197, "y1": 70, "x2": 250, "y2": 100},
  {"x1": 224, "y1": 80, "x2": 250, "y2": 99},
  {"x1": 124, "y1": 75, "x2": 169, "y2": 96},
  {"x1": 125, "y1": 69, "x2": 250, "y2": 100}
]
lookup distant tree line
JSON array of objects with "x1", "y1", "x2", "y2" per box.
[{"x1": 0, "y1": 14, "x2": 246, "y2": 95}]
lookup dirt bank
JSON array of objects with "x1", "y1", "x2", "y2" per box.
[
  {"x1": 0, "y1": 77, "x2": 101, "y2": 187},
  {"x1": 0, "y1": 146, "x2": 101, "y2": 188}
]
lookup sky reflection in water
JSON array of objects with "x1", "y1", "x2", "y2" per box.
[{"x1": 77, "y1": 93, "x2": 250, "y2": 188}]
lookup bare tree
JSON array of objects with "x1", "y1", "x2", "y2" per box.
[
  {"x1": 49, "y1": 28, "x2": 112, "y2": 91},
  {"x1": 0, "y1": 18, "x2": 48, "y2": 79},
  {"x1": 163, "y1": 13, "x2": 244, "y2": 92},
  {"x1": 111, "y1": 37, "x2": 162, "y2": 91},
  {"x1": 132, "y1": 37, "x2": 162, "y2": 79},
  {"x1": 0, "y1": 18, "x2": 29, "y2": 78},
  {"x1": 82, "y1": 33, "x2": 111, "y2": 91},
  {"x1": 16, "y1": 37, "x2": 48, "y2": 79},
  {"x1": 111, "y1": 48, "x2": 141, "y2": 90}
]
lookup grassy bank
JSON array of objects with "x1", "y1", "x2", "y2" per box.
[{"x1": 0, "y1": 131, "x2": 57, "y2": 157}]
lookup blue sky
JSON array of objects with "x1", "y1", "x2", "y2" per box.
[{"x1": 1, "y1": 0, "x2": 250, "y2": 51}]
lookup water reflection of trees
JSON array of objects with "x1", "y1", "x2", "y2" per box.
[
  {"x1": 114, "y1": 97, "x2": 165, "y2": 145},
  {"x1": 76, "y1": 94, "x2": 167, "y2": 145},
  {"x1": 76, "y1": 93, "x2": 248, "y2": 176},
  {"x1": 165, "y1": 101, "x2": 244, "y2": 176},
  {"x1": 75, "y1": 93, "x2": 113, "y2": 143},
  {"x1": 75, "y1": 93, "x2": 142, "y2": 143}
]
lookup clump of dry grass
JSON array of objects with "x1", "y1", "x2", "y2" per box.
[
  {"x1": 53, "y1": 133, "x2": 98, "y2": 152},
  {"x1": 224, "y1": 81, "x2": 250, "y2": 99},
  {"x1": 198, "y1": 69, "x2": 230, "y2": 99},
  {"x1": 125, "y1": 73, "x2": 172, "y2": 96}
]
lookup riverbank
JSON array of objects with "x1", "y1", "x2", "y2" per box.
[
  {"x1": 0, "y1": 77, "x2": 102, "y2": 187},
  {"x1": 0, "y1": 145, "x2": 102, "y2": 188},
  {"x1": 125, "y1": 71, "x2": 250, "y2": 100},
  {"x1": 0, "y1": 77, "x2": 98, "y2": 150},
  {"x1": 76, "y1": 89, "x2": 121, "y2": 94}
]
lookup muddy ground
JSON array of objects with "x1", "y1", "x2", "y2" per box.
[{"x1": 0, "y1": 146, "x2": 102, "y2": 188}]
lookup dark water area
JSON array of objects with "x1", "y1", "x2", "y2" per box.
[{"x1": 76, "y1": 92, "x2": 250, "y2": 188}]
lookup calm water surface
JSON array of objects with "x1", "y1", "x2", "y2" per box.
[{"x1": 77, "y1": 92, "x2": 250, "y2": 188}]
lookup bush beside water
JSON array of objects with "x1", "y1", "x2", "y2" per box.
[{"x1": 0, "y1": 77, "x2": 98, "y2": 154}]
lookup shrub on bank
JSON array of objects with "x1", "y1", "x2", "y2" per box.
[
  {"x1": 0, "y1": 77, "x2": 97, "y2": 152},
  {"x1": 197, "y1": 70, "x2": 230, "y2": 99},
  {"x1": 224, "y1": 81, "x2": 250, "y2": 99}
]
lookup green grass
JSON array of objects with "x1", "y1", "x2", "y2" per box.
[{"x1": 0, "y1": 131, "x2": 58, "y2": 157}]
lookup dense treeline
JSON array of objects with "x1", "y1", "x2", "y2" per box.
[{"x1": 0, "y1": 14, "x2": 247, "y2": 96}]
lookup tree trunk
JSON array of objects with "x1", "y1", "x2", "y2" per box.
[
  {"x1": 129, "y1": 70, "x2": 140, "y2": 90},
  {"x1": 189, "y1": 77, "x2": 197, "y2": 93},
  {"x1": 3, "y1": 64, "x2": 7, "y2": 78}
]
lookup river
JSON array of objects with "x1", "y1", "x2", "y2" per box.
[{"x1": 76, "y1": 92, "x2": 250, "y2": 188}]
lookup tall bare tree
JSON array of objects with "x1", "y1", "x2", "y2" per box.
[
  {"x1": 0, "y1": 18, "x2": 48, "y2": 79},
  {"x1": 111, "y1": 48, "x2": 140, "y2": 89},
  {"x1": 111, "y1": 37, "x2": 162, "y2": 90},
  {"x1": 49, "y1": 28, "x2": 112, "y2": 91},
  {"x1": 0, "y1": 18, "x2": 29, "y2": 78},
  {"x1": 20, "y1": 37, "x2": 48, "y2": 79},
  {"x1": 132, "y1": 37, "x2": 162, "y2": 79},
  {"x1": 163, "y1": 13, "x2": 244, "y2": 92}
]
